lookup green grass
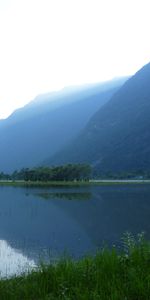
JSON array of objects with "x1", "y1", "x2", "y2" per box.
[
  {"x1": 0, "y1": 180, "x2": 91, "y2": 187},
  {"x1": 0, "y1": 233, "x2": 150, "y2": 299},
  {"x1": 0, "y1": 179, "x2": 150, "y2": 187}
]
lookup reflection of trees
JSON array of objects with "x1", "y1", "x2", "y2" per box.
[
  {"x1": 36, "y1": 192, "x2": 91, "y2": 201},
  {"x1": 38, "y1": 186, "x2": 150, "y2": 249},
  {"x1": 0, "y1": 185, "x2": 150, "y2": 265}
]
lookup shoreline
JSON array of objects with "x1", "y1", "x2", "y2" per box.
[
  {"x1": 0, "y1": 179, "x2": 150, "y2": 187},
  {"x1": 0, "y1": 236, "x2": 149, "y2": 299}
]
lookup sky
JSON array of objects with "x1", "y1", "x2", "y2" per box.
[{"x1": 0, "y1": 0, "x2": 150, "y2": 119}]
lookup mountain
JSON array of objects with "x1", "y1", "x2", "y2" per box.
[
  {"x1": 0, "y1": 78, "x2": 127, "y2": 172},
  {"x1": 47, "y1": 63, "x2": 150, "y2": 174}
]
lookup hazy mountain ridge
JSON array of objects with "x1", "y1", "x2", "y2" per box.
[
  {"x1": 46, "y1": 63, "x2": 150, "y2": 173},
  {"x1": 0, "y1": 79, "x2": 127, "y2": 172}
]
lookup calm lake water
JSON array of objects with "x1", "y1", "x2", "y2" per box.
[{"x1": 0, "y1": 184, "x2": 150, "y2": 277}]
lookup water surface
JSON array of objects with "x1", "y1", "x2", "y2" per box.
[{"x1": 0, "y1": 184, "x2": 150, "y2": 276}]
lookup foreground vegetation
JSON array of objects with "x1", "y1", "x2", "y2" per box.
[{"x1": 0, "y1": 234, "x2": 150, "y2": 300}]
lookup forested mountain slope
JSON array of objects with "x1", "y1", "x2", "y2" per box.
[
  {"x1": 47, "y1": 63, "x2": 150, "y2": 174},
  {"x1": 0, "y1": 79, "x2": 126, "y2": 172}
]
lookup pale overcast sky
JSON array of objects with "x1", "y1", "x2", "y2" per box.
[{"x1": 0, "y1": 0, "x2": 150, "y2": 119}]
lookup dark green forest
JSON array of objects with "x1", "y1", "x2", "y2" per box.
[
  {"x1": 3, "y1": 164, "x2": 91, "y2": 181},
  {"x1": 1, "y1": 166, "x2": 150, "y2": 182}
]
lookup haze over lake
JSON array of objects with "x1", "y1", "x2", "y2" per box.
[{"x1": 0, "y1": 184, "x2": 150, "y2": 277}]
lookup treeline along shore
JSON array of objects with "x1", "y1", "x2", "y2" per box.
[
  {"x1": 0, "y1": 164, "x2": 91, "y2": 182},
  {"x1": 1, "y1": 163, "x2": 150, "y2": 186}
]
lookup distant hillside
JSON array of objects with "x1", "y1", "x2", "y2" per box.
[
  {"x1": 0, "y1": 78, "x2": 127, "y2": 172},
  {"x1": 47, "y1": 63, "x2": 150, "y2": 174}
]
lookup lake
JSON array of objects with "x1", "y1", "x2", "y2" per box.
[{"x1": 0, "y1": 184, "x2": 150, "y2": 277}]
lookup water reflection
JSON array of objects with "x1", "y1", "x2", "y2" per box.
[
  {"x1": 36, "y1": 192, "x2": 91, "y2": 201},
  {"x1": 0, "y1": 185, "x2": 150, "y2": 277}
]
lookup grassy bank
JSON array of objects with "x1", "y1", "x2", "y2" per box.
[
  {"x1": 0, "y1": 179, "x2": 150, "y2": 187},
  {"x1": 0, "y1": 180, "x2": 91, "y2": 187},
  {"x1": 0, "y1": 234, "x2": 150, "y2": 300}
]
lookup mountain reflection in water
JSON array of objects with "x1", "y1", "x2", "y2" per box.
[{"x1": 0, "y1": 185, "x2": 150, "y2": 277}]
